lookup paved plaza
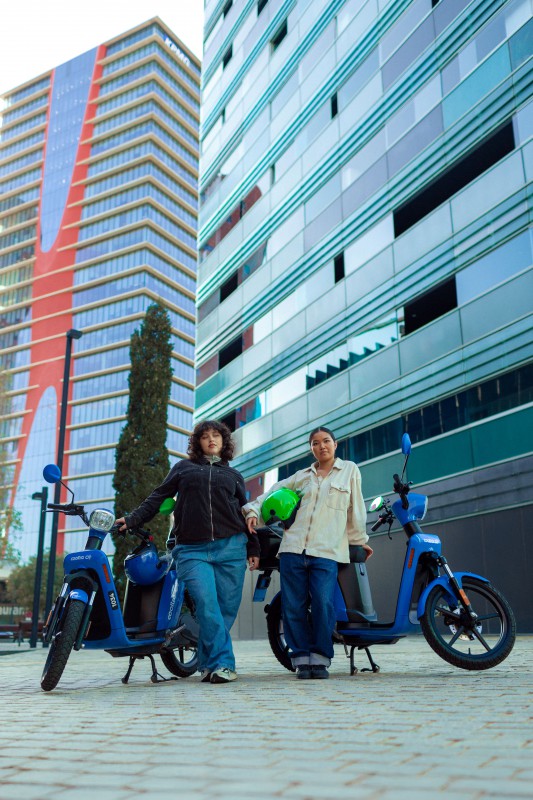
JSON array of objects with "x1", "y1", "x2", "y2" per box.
[{"x1": 0, "y1": 636, "x2": 532, "y2": 800}]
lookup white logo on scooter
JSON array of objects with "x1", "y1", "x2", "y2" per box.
[{"x1": 168, "y1": 581, "x2": 179, "y2": 621}]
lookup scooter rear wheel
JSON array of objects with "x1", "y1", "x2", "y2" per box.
[
  {"x1": 160, "y1": 647, "x2": 198, "y2": 678},
  {"x1": 41, "y1": 599, "x2": 85, "y2": 691},
  {"x1": 420, "y1": 577, "x2": 516, "y2": 670},
  {"x1": 266, "y1": 594, "x2": 295, "y2": 672}
]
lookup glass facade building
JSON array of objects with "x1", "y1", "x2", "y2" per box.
[
  {"x1": 197, "y1": 0, "x2": 533, "y2": 633},
  {"x1": 0, "y1": 19, "x2": 200, "y2": 560}
]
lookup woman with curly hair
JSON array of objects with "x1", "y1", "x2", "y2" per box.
[{"x1": 117, "y1": 420, "x2": 260, "y2": 684}]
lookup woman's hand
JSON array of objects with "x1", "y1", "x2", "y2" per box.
[
  {"x1": 248, "y1": 556, "x2": 260, "y2": 571},
  {"x1": 363, "y1": 543, "x2": 374, "y2": 560},
  {"x1": 246, "y1": 516, "x2": 258, "y2": 534}
]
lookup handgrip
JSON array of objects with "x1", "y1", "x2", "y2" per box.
[{"x1": 393, "y1": 473, "x2": 410, "y2": 509}]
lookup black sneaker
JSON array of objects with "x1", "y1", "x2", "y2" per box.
[
  {"x1": 311, "y1": 665, "x2": 329, "y2": 679},
  {"x1": 295, "y1": 665, "x2": 312, "y2": 680}
]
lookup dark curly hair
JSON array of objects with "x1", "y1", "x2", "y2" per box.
[{"x1": 187, "y1": 419, "x2": 235, "y2": 463}]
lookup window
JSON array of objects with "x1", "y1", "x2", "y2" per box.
[
  {"x1": 220, "y1": 410, "x2": 237, "y2": 431},
  {"x1": 219, "y1": 335, "x2": 243, "y2": 369},
  {"x1": 277, "y1": 362, "x2": 533, "y2": 472},
  {"x1": 198, "y1": 242, "x2": 268, "y2": 321},
  {"x1": 271, "y1": 20, "x2": 288, "y2": 51},
  {"x1": 258, "y1": 0, "x2": 268, "y2": 15},
  {"x1": 334, "y1": 252, "x2": 345, "y2": 283},
  {"x1": 403, "y1": 278, "x2": 457, "y2": 335},
  {"x1": 393, "y1": 120, "x2": 515, "y2": 237},
  {"x1": 200, "y1": 184, "x2": 267, "y2": 261},
  {"x1": 220, "y1": 272, "x2": 239, "y2": 302},
  {"x1": 222, "y1": 45, "x2": 233, "y2": 69},
  {"x1": 331, "y1": 92, "x2": 338, "y2": 118},
  {"x1": 223, "y1": 0, "x2": 233, "y2": 17}
]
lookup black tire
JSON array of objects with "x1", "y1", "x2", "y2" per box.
[
  {"x1": 420, "y1": 577, "x2": 516, "y2": 670},
  {"x1": 266, "y1": 594, "x2": 295, "y2": 672},
  {"x1": 41, "y1": 600, "x2": 85, "y2": 691},
  {"x1": 160, "y1": 646, "x2": 198, "y2": 678}
]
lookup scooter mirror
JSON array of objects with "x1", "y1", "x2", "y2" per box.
[
  {"x1": 159, "y1": 497, "x2": 176, "y2": 515},
  {"x1": 369, "y1": 496, "x2": 384, "y2": 512},
  {"x1": 43, "y1": 464, "x2": 62, "y2": 484},
  {"x1": 401, "y1": 433, "x2": 411, "y2": 456}
]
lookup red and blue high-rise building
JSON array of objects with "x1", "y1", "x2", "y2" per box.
[{"x1": 0, "y1": 19, "x2": 200, "y2": 561}]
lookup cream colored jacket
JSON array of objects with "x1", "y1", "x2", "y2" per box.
[{"x1": 242, "y1": 458, "x2": 368, "y2": 564}]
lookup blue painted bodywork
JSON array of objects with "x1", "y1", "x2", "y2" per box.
[
  {"x1": 61, "y1": 537, "x2": 183, "y2": 651},
  {"x1": 392, "y1": 492, "x2": 428, "y2": 525},
  {"x1": 68, "y1": 589, "x2": 89, "y2": 604},
  {"x1": 417, "y1": 571, "x2": 489, "y2": 617}
]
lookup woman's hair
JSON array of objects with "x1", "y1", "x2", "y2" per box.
[
  {"x1": 308, "y1": 426, "x2": 337, "y2": 445},
  {"x1": 187, "y1": 419, "x2": 235, "y2": 463}
]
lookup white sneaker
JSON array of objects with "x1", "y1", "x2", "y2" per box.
[{"x1": 210, "y1": 668, "x2": 237, "y2": 684}]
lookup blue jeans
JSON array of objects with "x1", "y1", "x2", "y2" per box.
[
  {"x1": 279, "y1": 552, "x2": 338, "y2": 667},
  {"x1": 174, "y1": 534, "x2": 247, "y2": 673}
]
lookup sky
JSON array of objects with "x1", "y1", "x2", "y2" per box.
[{"x1": 0, "y1": 0, "x2": 205, "y2": 97}]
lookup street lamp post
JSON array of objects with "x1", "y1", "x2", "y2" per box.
[
  {"x1": 30, "y1": 487, "x2": 48, "y2": 648},
  {"x1": 43, "y1": 329, "x2": 83, "y2": 628}
]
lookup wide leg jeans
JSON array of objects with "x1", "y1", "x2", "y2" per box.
[
  {"x1": 279, "y1": 551, "x2": 337, "y2": 667},
  {"x1": 175, "y1": 533, "x2": 247, "y2": 673}
]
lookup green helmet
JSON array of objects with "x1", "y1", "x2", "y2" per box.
[{"x1": 261, "y1": 488, "x2": 300, "y2": 522}]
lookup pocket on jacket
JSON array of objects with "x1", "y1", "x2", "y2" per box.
[{"x1": 326, "y1": 485, "x2": 350, "y2": 511}]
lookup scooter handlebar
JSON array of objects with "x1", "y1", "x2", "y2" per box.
[
  {"x1": 111, "y1": 522, "x2": 153, "y2": 542},
  {"x1": 47, "y1": 502, "x2": 86, "y2": 516},
  {"x1": 393, "y1": 473, "x2": 410, "y2": 510}
]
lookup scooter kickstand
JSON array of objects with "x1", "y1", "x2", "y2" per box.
[
  {"x1": 121, "y1": 654, "x2": 178, "y2": 684},
  {"x1": 122, "y1": 656, "x2": 136, "y2": 684},
  {"x1": 349, "y1": 646, "x2": 358, "y2": 676},
  {"x1": 360, "y1": 647, "x2": 380, "y2": 673},
  {"x1": 148, "y1": 654, "x2": 178, "y2": 683}
]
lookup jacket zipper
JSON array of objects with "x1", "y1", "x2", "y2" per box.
[{"x1": 208, "y1": 464, "x2": 214, "y2": 540}]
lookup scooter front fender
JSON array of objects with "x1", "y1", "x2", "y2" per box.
[
  {"x1": 68, "y1": 589, "x2": 89, "y2": 604},
  {"x1": 417, "y1": 571, "x2": 488, "y2": 618}
]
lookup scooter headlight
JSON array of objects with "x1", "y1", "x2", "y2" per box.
[{"x1": 89, "y1": 508, "x2": 115, "y2": 532}]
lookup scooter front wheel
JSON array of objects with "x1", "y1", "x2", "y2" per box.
[
  {"x1": 41, "y1": 599, "x2": 85, "y2": 691},
  {"x1": 420, "y1": 577, "x2": 516, "y2": 670}
]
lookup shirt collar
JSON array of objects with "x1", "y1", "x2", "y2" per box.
[{"x1": 307, "y1": 457, "x2": 343, "y2": 474}]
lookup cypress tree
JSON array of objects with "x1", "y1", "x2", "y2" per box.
[{"x1": 112, "y1": 303, "x2": 173, "y2": 595}]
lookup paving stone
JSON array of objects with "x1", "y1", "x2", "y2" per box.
[{"x1": 0, "y1": 637, "x2": 532, "y2": 799}]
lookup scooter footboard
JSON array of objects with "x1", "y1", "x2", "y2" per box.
[{"x1": 417, "y1": 571, "x2": 488, "y2": 618}]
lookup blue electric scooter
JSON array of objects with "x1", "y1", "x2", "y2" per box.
[
  {"x1": 254, "y1": 433, "x2": 516, "y2": 674},
  {"x1": 40, "y1": 464, "x2": 198, "y2": 691}
]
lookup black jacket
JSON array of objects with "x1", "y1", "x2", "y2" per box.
[{"x1": 125, "y1": 458, "x2": 260, "y2": 557}]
